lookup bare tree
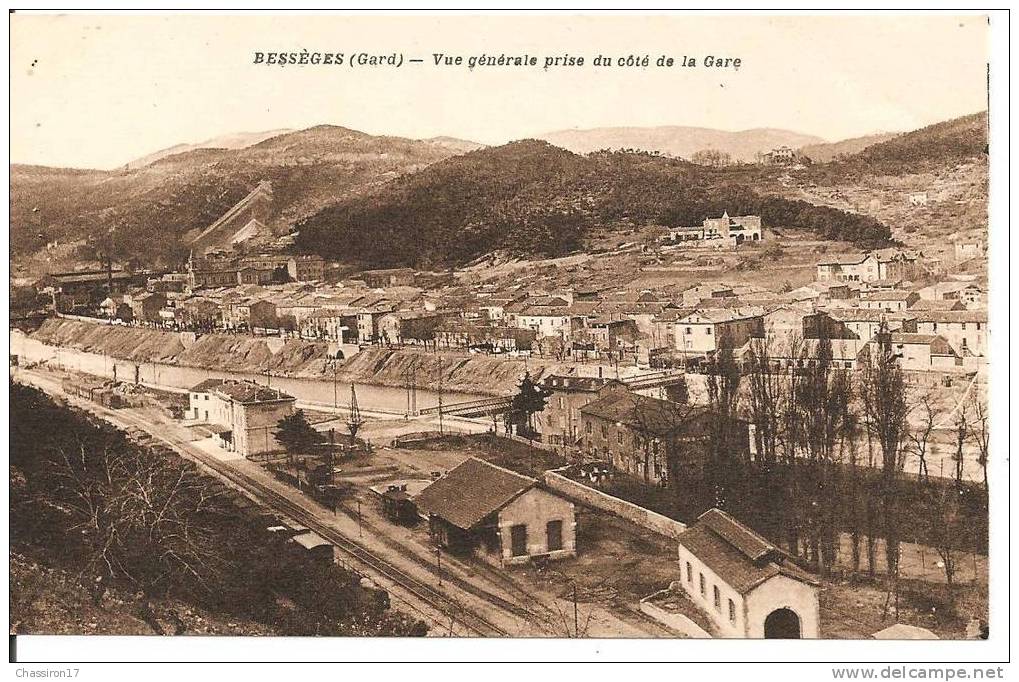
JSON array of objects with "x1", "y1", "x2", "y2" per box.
[
  {"x1": 788, "y1": 334, "x2": 854, "y2": 575},
  {"x1": 859, "y1": 325, "x2": 910, "y2": 578},
  {"x1": 970, "y1": 396, "x2": 990, "y2": 499},
  {"x1": 743, "y1": 334, "x2": 789, "y2": 468},
  {"x1": 924, "y1": 481, "x2": 962, "y2": 599},
  {"x1": 907, "y1": 391, "x2": 942, "y2": 484},
  {"x1": 951, "y1": 403, "x2": 969, "y2": 487},
  {"x1": 632, "y1": 397, "x2": 699, "y2": 486},
  {"x1": 705, "y1": 348, "x2": 743, "y2": 510},
  {"x1": 49, "y1": 435, "x2": 232, "y2": 632}
]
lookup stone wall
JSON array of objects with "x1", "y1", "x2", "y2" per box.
[{"x1": 542, "y1": 469, "x2": 687, "y2": 540}]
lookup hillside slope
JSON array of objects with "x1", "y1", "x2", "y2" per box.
[
  {"x1": 10, "y1": 126, "x2": 457, "y2": 268},
  {"x1": 783, "y1": 112, "x2": 988, "y2": 256},
  {"x1": 798, "y1": 132, "x2": 901, "y2": 163},
  {"x1": 807, "y1": 112, "x2": 987, "y2": 183}
]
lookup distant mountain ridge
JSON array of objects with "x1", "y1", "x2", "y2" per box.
[
  {"x1": 123, "y1": 129, "x2": 294, "y2": 169},
  {"x1": 538, "y1": 126, "x2": 825, "y2": 162}
]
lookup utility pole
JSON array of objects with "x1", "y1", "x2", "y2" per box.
[
  {"x1": 332, "y1": 358, "x2": 338, "y2": 409},
  {"x1": 437, "y1": 355, "x2": 444, "y2": 436},
  {"x1": 573, "y1": 583, "x2": 579, "y2": 637},
  {"x1": 436, "y1": 548, "x2": 442, "y2": 587}
]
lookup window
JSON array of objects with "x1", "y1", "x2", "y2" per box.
[
  {"x1": 699, "y1": 573, "x2": 705, "y2": 596},
  {"x1": 961, "y1": 323, "x2": 967, "y2": 330},
  {"x1": 546, "y1": 520, "x2": 563, "y2": 552},
  {"x1": 510, "y1": 524, "x2": 528, "y2": 557},
  {"x1": 686, "y1": 562, "x2": 692, "y2": 583},
  {"x1": 601, "y1": 425, "x2": 607, "y2": 440},
  {"x1": 617, "y1": 432, "x2": 623, "y2": 445},
  {"x1": 729, "y1": 599, "x2": 737, "y2": 623},
  {"x1": 713, "y1": 585, "x2": 721, "y2": 610},
  {"x1": 585, "y1": 421, "x2": 591, "y2": 434},
  {"x1": 705, "y1": 327, "x2": 712, "y2": 335},
  {"x1": 685, "y1": 327, "x2": 692, "y2": 335}
]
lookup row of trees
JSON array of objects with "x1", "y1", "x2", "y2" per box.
[{"x1": 695, "y1": 329, "x2": 988, "y2": 592}]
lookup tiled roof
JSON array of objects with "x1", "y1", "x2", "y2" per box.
[
  {"x1": 828, "y1": 308, "x2": 916, "y2": 322},
  {"x1": 889, "y1": 333, "x2": 958, "y2": 356},
  {"x1": 908, "y1": 300, "x2": 965, "y2": 312},
  {"x1": 817, "y1": 253, "x2": 871, "y2": 266},
  {"x1": 678, "y1": 307, "x2": 764, "y2": 324},
  {"x1": 678, "y1": 509, "x2": 818, "y2": 594},
  {"x1": 861, "y1": 291, "x2": 916, "y2": 301},
  {"x1": 580, "y1": 391, "x2": 697, "y2": 436},
  {"x1": 189, "y1": 378, "x2": 295, "y2": 404},
  {"x1": 912, "y1": 310, "x2": 987, "y2": 324},
  {"x1": 699, "y1": 509, "x2": 774, "y2": 560},
  {"x1": 413, "y1": 458, "x2": 536, "y2": 531}
]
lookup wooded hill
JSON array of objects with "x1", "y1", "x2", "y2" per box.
[
  {"x1": 294, "y1": 140, "x2": 892, "y2": 268},
  {"x1": 10, "y1": 126, "x2": 456, "y2": 268}
]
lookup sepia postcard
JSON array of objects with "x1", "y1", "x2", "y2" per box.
[{"x1": 6, "y1": 9, "x2": 1009, "y2": 674}]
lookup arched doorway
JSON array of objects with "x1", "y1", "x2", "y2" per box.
[{"x1": 764, "y1": 608, "x2": 801, "y2": 639}]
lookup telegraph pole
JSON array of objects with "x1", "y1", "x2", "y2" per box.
[{"x1": 437, "y1": 355, "x2": 444, "y2": 435}]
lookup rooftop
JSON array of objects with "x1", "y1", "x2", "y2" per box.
[
  {"x1": 189, "y1": 378, "x2": 295, "y2": 404},
  {"x1": 678, "y1": 509, "x2": 818, "y2": 594},
  {"x1": 413, "y1": 458, "x2": 537, "y2": 531}
]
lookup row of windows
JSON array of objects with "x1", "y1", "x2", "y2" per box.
[{"x1": 686, "y1": 561, "x2": 737, "y2": 624}]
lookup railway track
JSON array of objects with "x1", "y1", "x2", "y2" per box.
[
  {"x1": 115, "y1": 411, "x2": 513, "y2": 637},
  {"x1": 19, "y1": 371, "x2": 513, "y2": 637}
]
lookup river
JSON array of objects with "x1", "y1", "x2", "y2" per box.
[{"x1": 10, "y1": 331, "x2": 487, "y2": 414}]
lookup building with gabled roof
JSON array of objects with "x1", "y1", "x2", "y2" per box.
[
  {"x1": 816, "y1": 253, "x2": 880, "y2": 282},
  {"x1": 677, "y1": 509, "x2": 820, "y2": 638},
  {"x1": 414, "y1": 458, "x2": 576, "y2": 564}
]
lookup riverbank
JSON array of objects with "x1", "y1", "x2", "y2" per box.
[{"x1": 24, "y1": 318, "x2": 573, "y2": 397}]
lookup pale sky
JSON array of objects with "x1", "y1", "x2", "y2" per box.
[{"x1": 10, "y1": 13, "x2": 989, "y2": 170}]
